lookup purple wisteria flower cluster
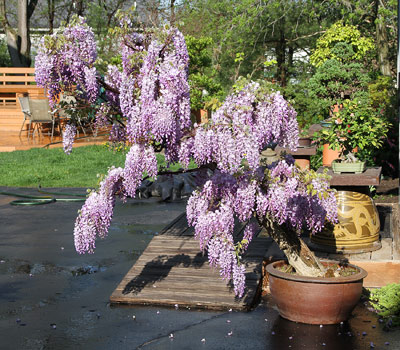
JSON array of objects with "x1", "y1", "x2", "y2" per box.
[
  {"x1": 186, "y1": 155, "x2": 337, "y2": 296},
  {"x1": 179, "y1": 82, "x2": 298, "y2": 173},
  {"x1": 62, "y1": 124, "x2": 77, "y2": 155},
  {"x1": 35, "y1": 18, "x2": 338, "y2": 298},
  {"x1": 35, "y1": 16, "x2": 98, "y2": 108}
]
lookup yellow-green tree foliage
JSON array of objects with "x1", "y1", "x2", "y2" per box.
[{"x1": 310, "y1": 22, "x2": 375, "y2": 67}]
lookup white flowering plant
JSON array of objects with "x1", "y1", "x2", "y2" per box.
[{"x1": 35, "y1": 14, "x2": 338, "y2": 297}]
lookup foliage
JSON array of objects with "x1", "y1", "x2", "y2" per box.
[
  {"x1": 369, "y1": 283, "x2": 400, "y2": 327},
  {"x1": 335, "y1": 0, "x2": 397, "y2": 77},
  {"x1": 180, "y1": 0, "x2": 339, "y2": 90},
  {"x1": 368, "y1": 76, "x2": 392, "y2": 108},
  {"x1": 282, "y1": 81, "x2": 328, "y2": 131},
  {"x1": 0, "y1": 38, "x2": 11, "y2": 66},
  {"x1": 310, "y1": 22, "x2": 375, "y2": 67},
  {"x1": 186, "y1": 35, "x2": 223, "y2": 111},
  {"x1": 308, "y1": 42, "x2": 371, "y2": 108},
  {"x1": 318, "y1": 99, "x2": 390, "y2": 162},
  {"x1": 366, "y1": 76, "x2": 399, "y2": 177},
  {"x1": 35, "y1": 15, "x2": 338, "y2": 297}
]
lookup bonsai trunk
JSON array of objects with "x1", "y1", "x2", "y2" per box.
[{"x1": 260, "y1": 216, "x2": 326, "y2": 277}]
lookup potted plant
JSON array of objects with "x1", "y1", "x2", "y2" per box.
[
  {"x1": 35, "y1": 14, "x2": 367, "y2": 325},
  {"x1": 318, "y1": 99, "x2": 390, "y2": 173},
  {"x1": 307, "y1": 23, "x2": 376, "y2": 167}
]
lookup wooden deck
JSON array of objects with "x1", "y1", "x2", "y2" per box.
[
  {"x1": 0, "y1": 130, "x2": 109, "y2": 152},
  {"x1": 110, "y1": 213, "x2": 271, "y2": 311}
]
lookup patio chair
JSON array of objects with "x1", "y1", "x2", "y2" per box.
[
  {"x1": 18, "y1": 96, "x2": 32, "y2": 137},
  {"x1": 27, "y1": 98, "x2": 58, "y2": 142}
]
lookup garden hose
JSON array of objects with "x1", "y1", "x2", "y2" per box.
[{"x1": 0, "y1": 187, "x2": 87, "y2": 206}]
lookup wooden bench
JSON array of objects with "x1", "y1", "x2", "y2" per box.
[
  {"x1": 0, "y1": 67, "x2": 45, "y2": 104},
  {"x1": 317, "y1": 166, "x2": 382, "y2": 188},
  {"x1": 0, "y1": 67, "x2": 45, "y2": 132}
]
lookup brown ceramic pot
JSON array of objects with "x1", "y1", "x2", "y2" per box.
[{"x1": 266, "y1": 260, "x2": 367, "y2": 325}]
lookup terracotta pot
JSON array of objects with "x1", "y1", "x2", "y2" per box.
[
  {"x1": 191, "y1": 109, "x2": 209, "y2": 124},
  {"x1": 266, "y1": 260, "x2": 367, "y2": 325},
  {"x1": 322, "y1": 143, "x2": 341, "y2": 167},
  {"x1": 294, "y1": 158, "x2": 310, "y2": 170}
]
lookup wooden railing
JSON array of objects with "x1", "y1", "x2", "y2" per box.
[{"x1": 0, "y1": 67, "x2": 45, "y2": 107}]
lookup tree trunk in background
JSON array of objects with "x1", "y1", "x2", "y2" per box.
[
  {"x1": 47, "y1": 0, "x2": 55, "y2": 34},
  {"x1": 74, "y1": 0, "x2": 85, "y2": 17},
  {"x1": 375, "y1": 2, "x2": 391, "y2": 76},
  {"x1": 170, "y1": 0, "x2": 175, "y2": 25},
  {"x1": 0, "y1": 0, "x2": 20, "y2": 66},
  {"x1": 0, "y1": 0, "x2": 37, "y2": 67},
  {"x1": 275, "y1": 18, "x2": 287, "y2": 87},
  {"x1": 18, "y1": 0, "x2": 31, "y2": 67}
]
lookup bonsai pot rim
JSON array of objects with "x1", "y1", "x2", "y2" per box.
[{"x1": 266, "y1": 260, "x2": 367, "y2": 284}]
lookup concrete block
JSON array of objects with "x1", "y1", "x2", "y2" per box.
[{"x1": 370, "y1": 238, "x2": 393, "y2": 261}]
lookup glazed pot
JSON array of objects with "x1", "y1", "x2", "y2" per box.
[
  {"x1": 311, "y1": 191, "x2": 381, "y2": 253},
  {"x1": 266, "y1": 260, "x2": 367, "y2": 325}
]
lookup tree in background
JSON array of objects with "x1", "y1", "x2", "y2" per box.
[
  {"x1": 309, "y1": 22, "x2": 375, "y2": 67},
  {"x1": 180, "y1": 0, "x2": 340, "y2": 90},
  {"x1": 186, "y1": 35, "x2": 223, "y2": 111},
  {"x1": 337, "y1": 0, "x2": 397, "y2": 78},
  {"x1": 307, "y1": 24, "x2": 375, "y2": 116},
  {"x1": 0, "y1": 0, "x2": 38, "y2": 67}
]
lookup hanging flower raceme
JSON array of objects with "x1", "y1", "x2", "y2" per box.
[
  {"x1": 73, "y1": 144, "x2": 157, "y2": 255},
  {"x1": 62, "y1": 124, "x2": 77, "y2": 155},
  {"x1": 133, "y1": 28, "x2": 191, "y2": 163},
  {"x1": 74, "y1": 167, "x2": 125, "y2": 254},
  {"x1": 35, "y1": 16, "x2": 98, "y2": 108},
  {"x1": 178, "y1": 82, "x2": 299, "y2": 175}
]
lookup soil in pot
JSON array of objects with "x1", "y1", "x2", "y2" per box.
[{"x1": 266, "y1": 260, "x2": 367, "y2": 325}]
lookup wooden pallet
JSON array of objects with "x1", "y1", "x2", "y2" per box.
[{"x1": 110, "y1": 213, "x2": 271, "y2": 311}]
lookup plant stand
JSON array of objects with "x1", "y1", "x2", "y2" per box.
[{"x1": 275, "y1": 144, "x2": 317, "y2": 170}]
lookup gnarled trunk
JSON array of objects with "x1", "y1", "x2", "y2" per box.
[{"x1": 259, "y1": 216, "x2": 326, "y2": 277}]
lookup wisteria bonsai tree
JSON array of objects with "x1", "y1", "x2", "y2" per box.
[{"x1": 35, "y1": 16, "x2": 338, "y2": 297}]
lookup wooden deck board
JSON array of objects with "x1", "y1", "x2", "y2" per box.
[{"x1": 110, "y1": 215, "x2": 270, "y2": 311}]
